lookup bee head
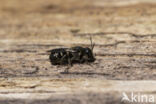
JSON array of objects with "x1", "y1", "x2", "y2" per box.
[
  {"x1": 84, "y1": 48, "x2": 95, "y2": 62},
  {"x1": 83, "y1": 36, "x2": 96, "y2": 62}
]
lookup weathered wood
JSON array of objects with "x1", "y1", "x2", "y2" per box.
[{"x1": 0, "y1": 0, "x2": 156, "y2": 103}]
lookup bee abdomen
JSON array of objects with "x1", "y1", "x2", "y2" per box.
[{"x1": 49, "y1": 48, "x2": 68, "y2": 65}]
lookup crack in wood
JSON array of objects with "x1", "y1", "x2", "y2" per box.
[
  {"x1": 0, "y1": 49, "x2": 37, "y2": 53},
  {"x1": 73, "y1": 32, "x2": 156, "y2": 38},
  {"x1": 97, "y1": 53, "x2": 156, "y2": 57}
]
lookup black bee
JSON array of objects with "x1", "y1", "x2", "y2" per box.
[{"x1": 49, "y1": 37, "x2": 96, "y2": 72}]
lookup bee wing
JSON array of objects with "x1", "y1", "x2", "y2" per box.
[{"x1": 66, "y1": 49, "x2": 77, "y2": 53}]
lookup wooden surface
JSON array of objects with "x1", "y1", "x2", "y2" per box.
[{"x1": 0, "y1": 0, "x2": 156, "y2": 103}]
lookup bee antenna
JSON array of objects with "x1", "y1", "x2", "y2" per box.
[{"x1": 90, "y1": 35, "x2": 95, "y2": 51}]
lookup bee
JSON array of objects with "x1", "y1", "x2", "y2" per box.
[{"x1": 49, "y1": 37, "x2": 96, "y2": 72}]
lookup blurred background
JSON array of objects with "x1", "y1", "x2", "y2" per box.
[
  {"x1": 0, "y1": 0, "x2": 156, "y2": 104},
  {"x1": 0, "y1": 0, "x2": 156, "y2": 42}
]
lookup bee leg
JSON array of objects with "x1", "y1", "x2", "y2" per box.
[
  {"x1": 68, "y1": 58, "x2": 72, "y2": 67},
  {"x1": 58, "y1": 54, "x2": 68, "y2": 73},
  {"x1": 64, "y1": 52, "x2": 73, "y2": 73},
  {"x1": 64, "y1": 58, "x2": 71, "y2": 73},
  {"x1": 82, "y1": 56, "x2": 90, "y2": 64},
  {"x1": 66, "y1": 51, "x2": 73, "y2": 66},
  {"x1": 80, "y1": 55, "x2": 88, "y2": 63},
  {"x1": 64, "y1": 67, "x2": 69, "y2": 73},
  {"x1": 60, "y1": 54, "x2": 67, "y2": 65},
  {"x1": 80, "y1": 58, "x2": 85, "y2": 63}
]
